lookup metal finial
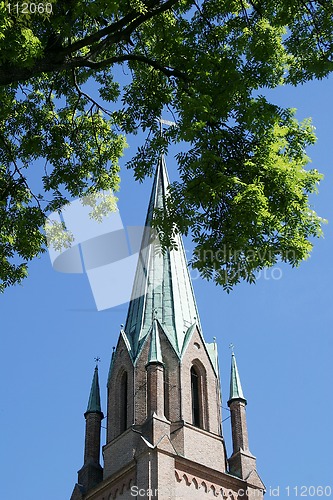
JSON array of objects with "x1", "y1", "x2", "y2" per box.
[
  {"x1": 229, "y1": 343, "x2": 234, "y2": 354},
  {"x1": 94, "y1": 356, "x2": 101, "y2": 365},
  {"x1": 156, "y1": 117, "x2": 176, "y2": 136}
]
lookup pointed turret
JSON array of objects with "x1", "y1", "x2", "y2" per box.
[
  {"x1": 228, "y1": 351, "x2": 249, "y2": 457},
  {"x1": 229, "y1": 352, "x2": 247, "y2": 404},
  {"x1": 147, "y1": 319, "x2": 163, "y2": 365},
  {"x1": 86, "y1": 365, "x2": 102, "y2": 414},
  {"x1": 124, "y1": 155, "x2": 201, "y2": 359},
  {"x1": 228, "y1": 350, "x2": 259, "y2": 482},
  {"x1": 146, "y1": 320, "x2": 165, "y2": 418},
  {"x1": 77, "y1": 364, "x2": 104, "y2": 494}
]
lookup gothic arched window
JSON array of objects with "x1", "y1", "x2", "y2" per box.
[
  {"x1": 191, "y1": 366, "x2": 201, "y2": 427},
  {"x1": 120, "y1": 371, "x2": 128, "y2": 433}
]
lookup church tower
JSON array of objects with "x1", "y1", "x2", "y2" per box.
[{"x1": 70, "y1": 156, "x2": 265, "y2": 499}]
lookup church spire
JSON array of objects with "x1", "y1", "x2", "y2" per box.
[
  {"x1": 72, "y1": 151, "x2": 265, "y2": 500},
  {"x1": 124, "y1": 155, "x2": 201, "y2": 359}
]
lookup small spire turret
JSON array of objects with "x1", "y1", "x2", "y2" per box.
[
  {"x1": 77, "y1": 363, "x2": 104, "y2": 494},
  {"x1": 227, "y1": 349, "x2": 259, "y2": 481},
  {"x1": 147, "y1": 319, "x2": 163, "y2": 366},
  {"x1": 228, "y1": 351, "x2": 247, "y2": 405},
  {"x1": 86, "y1": 364, "x2": 102, "y2": 415},
  {"x1": 146, "y1": 321, "x2": 165, "y2": 418}
]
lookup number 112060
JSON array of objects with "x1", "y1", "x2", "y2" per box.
[
  {"x1": 285, "y1": 486, "x2": 332, "y2": 497},
  {"x1": 6, "y1": 3, "x2": 53, "y2": 15}
]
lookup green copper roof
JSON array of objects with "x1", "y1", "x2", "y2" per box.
[
  {"x1": 107, "y1": 347, "x2": 116, "y2": 384},
  {"x1": 86, "y1": 365, "x2": 102, "y2": 414},
  {"x1": 124, "y1": 155, "x2": 201, "y2": 359},
  {"x1": 205, "y1": 341, "x2": 219, "y2": 373},
  {"x1": 228, "y1": 352, "x2": 247, "y2": 405},
  {"x1": 147, "y1": 319, "x2": 163, "y2": 364}
]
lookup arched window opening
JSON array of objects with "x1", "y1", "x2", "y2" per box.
[
  {"x1": 120, "y1": 371, "x2": 128, "y2": 433},
  {"x1": 191, "y1": 366, "x2": 201, "y2": 427}
]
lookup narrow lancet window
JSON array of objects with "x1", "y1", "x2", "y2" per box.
[
  {"x1": 120, "y1": 372, "x2": 128, "y2": 433},
  {"x1": 191, "y1": 366, "x2": 201, "y2": 427},
  {"x1": 164, "y1": 369, "x2": 169, "y2": 420}
]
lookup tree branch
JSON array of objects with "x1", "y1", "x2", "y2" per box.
[
  {"x1": 61, "y1": 0, "x2": 180, "y2": 56},
  {"x1": 79, "y1": 53, "x2": 188, "y2": 81},
  {"x1": 71, "y1": 69, "x2": 113, "y2": 115},
  {"x1": 0, "y1": 134, "x2": 42, "y2": 210},
  {"x1": 0, "y1": 0, "x2": 181, "y2": 86}
]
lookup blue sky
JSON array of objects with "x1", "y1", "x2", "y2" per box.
[{"x1": 1, "y1": 75, "x2": 332, "y2": 500}]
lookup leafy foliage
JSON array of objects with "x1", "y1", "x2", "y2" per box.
[{"x1": 0, "y1": 0, "x2": 332, "y2": 291}]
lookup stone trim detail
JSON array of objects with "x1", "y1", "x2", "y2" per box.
[
  {"x1": 175, "y1": 470, "x2": 238, "y2": 499},
  {"x1": 107, "y1": 473, "x2": 135, "y2": 499}
]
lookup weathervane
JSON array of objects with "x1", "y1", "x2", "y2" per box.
[
  {"x1": 94, "y1": 356, "x2": 101, "y2": 365},
  {"x1": 229, "y1": 343, "x2": 234, "y2": 354},
  {"x1": 157, "y1": 117, "x2": 176, "y2": 135}
]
